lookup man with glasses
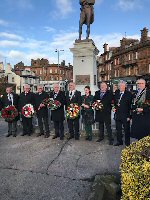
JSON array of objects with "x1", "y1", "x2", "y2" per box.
[{"x1": 131, "y1": 79, "x2": 150, "y2": 140}]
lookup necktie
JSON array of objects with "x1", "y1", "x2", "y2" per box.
[
  {"x1": 8, "y1": 94, "x2": 11, "y2": 101},
  {"x1": 100, "y1": 92, "x2": 104, "y2": 100},
  {"x1": 69, "y1": 91, "x2": 73, "y2": 100},
  {"x1": 118, "y1": 92, "x2": 123, "y2": 105},
  {"x1": 54, "y1": 93, "x2": 57, "y2": 99}
]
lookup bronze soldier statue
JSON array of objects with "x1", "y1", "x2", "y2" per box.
[{"x1": 79, "y1": 0, "x2": 95, "y2": 40}]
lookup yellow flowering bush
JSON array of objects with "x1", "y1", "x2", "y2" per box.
[{"x1": 120, "y1": 136, "x2": 150, "y2": 200}]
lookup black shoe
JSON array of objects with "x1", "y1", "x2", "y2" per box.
[
  {"x1": 75, "y1": 137, "x2": 79, "y2": 140},
  {"x1": 96, "y1": 138, "x2": 104, "y2": 142},
  {"x1": 52, "y1": 135, "x2": 58, "y2": 139},
  {"x1": 13, "y1": 134, "x2": 17, "y2": 137},
  {"x1": 21, "y1": 133, "x2": 26, "y2": 136},
  {"x1": 114, "y1": 142, "x2": 123, "y2": 146},
  {"x1": 109, "y1": 141, "x2": 113, "y2": 145},
  {"x1": 6, "y1": 134, "x2": 11, "y2": 137},
  {"x1": 85, "y1": 136, "x2": 89, "y2": 140},
  {"x1": 60, "y1": 137, "x2": 64, "y2": 140},
  {"x1": 68, "y1": 136, "x2": 74, "y2": 140},
  {"x1": 88, "y1": 137, "x2": 92, "y2": 141},
  {"x1": 45, "y1": 134, "x2": 50, "y2": 138}
]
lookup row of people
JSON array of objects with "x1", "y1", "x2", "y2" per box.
[{"x1": 0, "y1": 79, "x2": 150, "y2": 146}]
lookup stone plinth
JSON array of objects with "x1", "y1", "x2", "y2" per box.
[{"x1": 70, "y1": 39, "x2": 99, "y2": 95}]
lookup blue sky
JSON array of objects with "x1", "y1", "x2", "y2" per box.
[{"x1": 0, "y1": 0, "x2": 150, "y2": 67}]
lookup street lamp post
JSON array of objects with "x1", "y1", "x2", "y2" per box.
[{"x1": 55, "y1": 49, "x2": 64, "y2": 81}]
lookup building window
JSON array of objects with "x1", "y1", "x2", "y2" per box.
[
  {"x1": 117, "y1": 58, "x2": 120, "y2": 65},
  {"x1": 129, "y1": 54, "x2": 131, "y2": 61},
  {"x1": 40, "y1": 70, "x2": 42, "y2": 75},
  {"x1": 129, "y1": 67, "x2": 131, "y2": 76},
  {"x1": 55, "y1": 69, "x2": 58, "y2": 74},
  {"x1": 114, "y1": 59, "x2": 116, "y2": 66},
  {"x1": 50, "y1": 69, "x2": 52, "y2": 74},
  {"x1": 118, "y1": 69, "x2": 120, "y2": 77},
  {"x1": 135, "y1": 52, "x2": 138, "y2": 59}
]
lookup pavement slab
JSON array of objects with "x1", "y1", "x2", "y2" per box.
[{"x1": 0, "y1": 119, "x2": 126, "y2": 200}]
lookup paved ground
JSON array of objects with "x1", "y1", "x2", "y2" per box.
[{"x1": 0, "y1": 119, "x2": 128, "y2": 200}]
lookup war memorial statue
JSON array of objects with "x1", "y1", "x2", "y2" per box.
[{"x1": 79, "y1": 0, "x2": 95, "y2": 40}]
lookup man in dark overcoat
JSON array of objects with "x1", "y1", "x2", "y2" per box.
[
  {"x1": 1, "y1": 86, "x2": 19, "y2": 137},
  {"x1": 66, "y1": 82, "x2": 82, "y2": 140},
  {"x1": 114, "y1": 81, "x2": 132, "y2": 146},
  {"x1": 19, "y1": 84, "x2": 35, "y2": 136},
  {"x1": 131, "y1": 79, "x2": 150, "y2": 140},
  {"x1": 50, "y1": 83, "x2": 66, "y2": 140},
  {"x1": 93, "y1": 82, "x2": 113, "y2": 145},
  {"x1": 34, "y1": 85, "x2": 50, "y2": 138}
]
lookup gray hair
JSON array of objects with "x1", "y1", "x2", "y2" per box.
[
  {"x1": 119, "y1": 80, "x2": 126, "y2": 86},
  {"x1": 23, "y1": 84, "x2": 30, "y2": 89},
  {"x1": 37, "y1": 85, "x2": 44, "y2": 89},
  {"x1": 118, "y1": 80, "x2": 127, "y2": 88},
  {"x1": 136, "y1": 78, "x2": 146, "y2": 84}
]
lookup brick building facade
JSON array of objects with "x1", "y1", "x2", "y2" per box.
[
  {"x1": 97, "y1": 27, "x2": 150, "y2": 89},
  {"x1": 14, "y1": 58, "x2": 73, "y2": 82}
]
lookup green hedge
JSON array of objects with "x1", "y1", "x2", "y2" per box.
[{"x1": 120, "y1": 136, "x2": 150, "y2": 200}]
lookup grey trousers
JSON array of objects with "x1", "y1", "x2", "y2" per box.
[{"x1": 8, "y1": 121, "x2": 17, "y2": 136}]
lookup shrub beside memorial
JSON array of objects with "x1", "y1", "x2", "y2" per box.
[{"x1": 120, "y1": 136, "x2": 150, "y2": 200}]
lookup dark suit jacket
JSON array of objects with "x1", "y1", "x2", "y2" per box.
[
  {"x1": 1, "y1": 93, "x2": 19, "y2": 109},
  {"x1": 0, "y1": 98, "x2": 2, "y2": 111},
  {"x1": 66, "y1": 90, "x2": 82, "y2": 107},
  {"x1": 114, "y1": 90, "x2": 132, "y2": 120},
  {"x1": 1, "y1": 92, "x2": 19, "y2": 121},
  {"x1": 49, "y1": 90, "x2": 66, "y2": 121},
  {"x1": 93, "y1": 90, "x2": 113, "y2": 122},
  {"x1": 19, "y1": 92, "x2": 35, "y2": 112},
  {"x1": 34, "y1": 91, "x2": 49, "y2": 118}
]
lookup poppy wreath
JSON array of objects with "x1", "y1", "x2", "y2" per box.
[
  {"x1": 42, "y1": 98, "x2": 61, "y2": 110},
  {"x1": 22, "y1": 104, "x2": 34, "y2": 118},
  {"x1": 66, "y1": 103, "x2": 80, "y2": 119},
  {"x1": 92, "y1": 100, "x2": 103, "y2": 111},
  {"x1": 1, "y1": 105, "x2": 18, "y2": 122}
]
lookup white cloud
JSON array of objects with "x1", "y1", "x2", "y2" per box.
[
  {"x1": 92, "y1": 33, "x2": 140, "y2": 54},
  {"x1": 0, "y1": 29, "x2": 141, "y2": 67},
  {"x1": 0, "y1": 19, "x2": 9, "y2": 26},
  {"x1": 53, "y1": 0, "x2": 74, "y2": 18},
  {"x1": 0, "y1": 40, "x2": 21, "y2": 47},
  {"x1": 0, "y1": 32, "x2": 24, "y2": 41},
  {"x1": 44, "y1": 26, "x2": 56, "y2": 33},
  {"x1": 117, "y1": 0, "x2": 143, "y2": 11}
]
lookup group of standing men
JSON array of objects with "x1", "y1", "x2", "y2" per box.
[{"x1": 0, "y1": 79, "x2": 150, "y2": 146}]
